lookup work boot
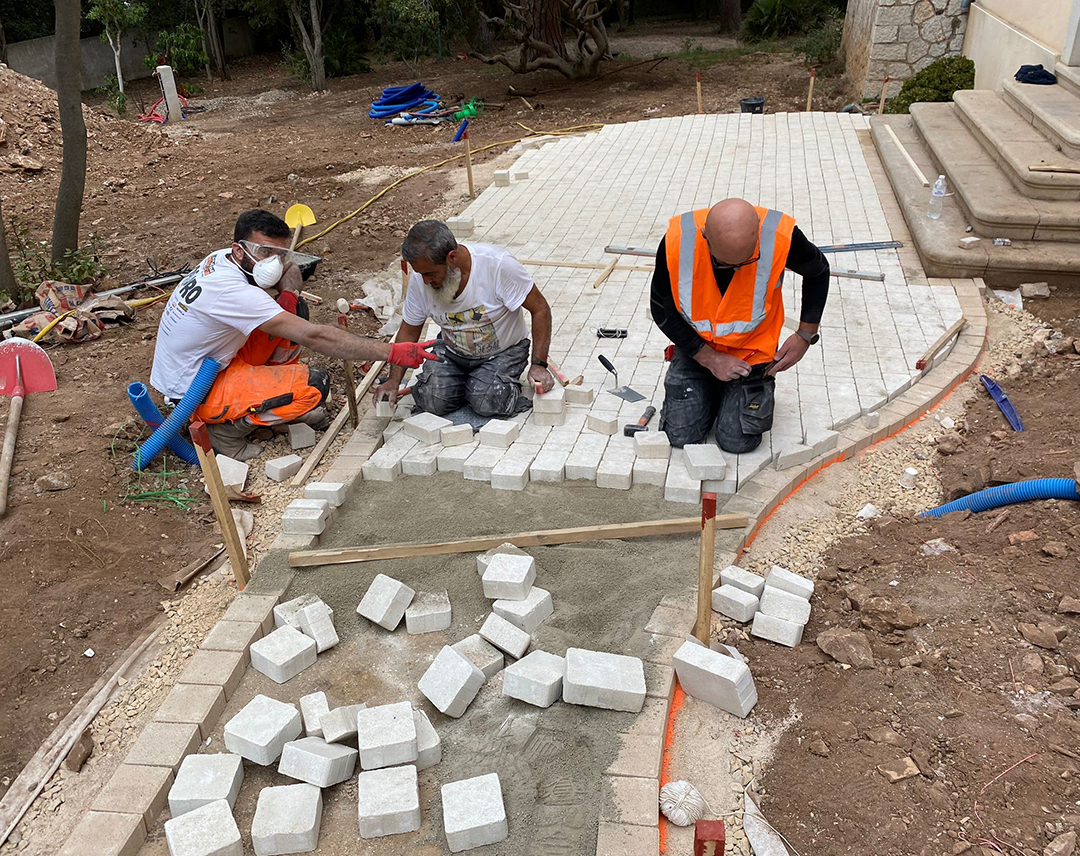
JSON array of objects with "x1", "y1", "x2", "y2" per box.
[
  {"x1": 292, "y1": 406, "x2": 330, "y2": 431},
  {"x1": 206, "y1": 421, "x2": 264, "y2": 462}
]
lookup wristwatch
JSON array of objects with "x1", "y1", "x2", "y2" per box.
[
  {"x1": 531, "y1": 359, "x2": 549, "y2": 368},
  {"x1": 796, "y1": 330, "x2": 820, "y2": 345}
]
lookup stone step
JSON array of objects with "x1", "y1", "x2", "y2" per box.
[
  {"x1": 1055, "y1": 62, "x2": 1080, "y2": 99},
  {"x1": 870, "y1": 114, "x2": 1080, "y2": 280},
  {"x1": 953, "y1": 88, "x2": 1080, "y2": 200},
  {"x1": 1002, "y1": 78, "x2": 1080, "y2": 161},
  {"x1": 910, "y1": 101, "x2": 1080, "y2": 241}
]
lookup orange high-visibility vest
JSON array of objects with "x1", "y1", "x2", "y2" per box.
[{"x1": 666, "y1": 206, "x2": 796, "y2": 365}]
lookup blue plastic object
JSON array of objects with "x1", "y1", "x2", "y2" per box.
[
  {"x1": 453, "y1": 118, "x2": 468, "y2": 142},
  {"x1": 130, "y1": 358, "x2": 221, "y2": 471},
  {"x1": 920, "y1": 477, "x2": 1080, "y2": 518},
  {"x1": 128, "y1": 381, "x2": 199, "y2": 466},
  {"x1": 980, "y1": 375, "x2": 1023, "y2": 431},
  {"x1": 369, "y1": 82, "x2": 440, "y2": 118}
]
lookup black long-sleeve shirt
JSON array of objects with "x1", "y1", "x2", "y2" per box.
[{"x1": 650, "y1": 226, "x2": 830, "y2": 357}]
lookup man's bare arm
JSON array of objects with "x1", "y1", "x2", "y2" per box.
[
  {"x1": 521, "y1": 285, "x2": 551, "y2": 365},
  {"x1": 260, "y1": 313, "x2": 392, "y2": 362}
]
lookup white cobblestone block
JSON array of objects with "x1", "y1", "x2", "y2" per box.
[
  {"x1": 361, "y1": 446, "x2": 405, "y2": 482},
  {"x1": 517, "y1": 423, "x2": 551, "y2": 445},
  {"x1": 403, "y1": 412, "x2": 452, "y2": 445},
  {"x1": 478, "y1": 419, "x2": 521, "y2": 448},
  {"x1": 759, "y1": 587, "x2": 811, "y2": 626},
  {"x1": 634, "y1": 430, "x2": 670, "y2": 459},
  {"x1": 405, "y1": 590, "x2": 452, "y2": 634},
  {"x1": 493, "y1": 586, "x2": 553, "y2": 634},
  {"x1": 442, "y1": 773, "x2": 508, "y2": 852},
  {"x1": 503, "y1": 650, "x2": 565, "y2": 708},
  {"x1": 224, "y1": 695, "x2": 301, "y2": 765},
  {"x1": 169, "y1": 754, "x2": 243, "y2": 817},
  {"x1": 664, "y1": 460, "x2": 701, "y2": 504},
  {"x1": 702, "y1": 473, "x2": 738, "y2": 495},
  {"x1": 297, "y1": 600, "x2": 338, "y2": 653},
  {"x1": 164, "y1": 799, "x2": 241, "y2": 856},
  {"x1": 358, "y1": 765, "x2": 421, "y2": 839},
  {"x1": 720, "y1": 565, "x2": 766, "y2": 598},
  {"x1": 304, "y1": 482, "x2": 347, "y2": 507},
  {"x1": 438, "y1": 441, "x2": 478, "y2": 472},
  {"x1": 776, "y1": 443, "x2": 814, "y2": 470},
  {"x1": 565, "y1": 385, "x2": 595, "y2": 405},
  {"x1": 803, "y1": 427, "x2": 839, "y2": 455},
  {"x1": 751, "y1": 612, "x2": 805, "y2": 647},
  {"x1": 250, "y1": 626, "x2": 317, "y2": 684},
  {"x1": 452, "y1": 635, "x2": 504, "y2": 678},
  {"x1": 356, "y1": 702, "x2": 417, "y2": 769},
  {"x1": 765, "y1": 565, "x2": 815, "y2": 600},
  {"x1": 375, "y1": 398, "x2": 396, "y2": 418},
  {"x1": 476, "y1": 542, "x2": 529, "y2": 576},
  {"x1": 446, "y1": 216, "x2": 474, "y2": 237},
  {"x1": 672, "y1": 640, "x2": 757, "y2": 718},
  {"x1": 282, "y1": 498, "x2": 329, "y2": 536},
  {"x1": 587, "y1": 412, "x2": 619, "y2": 435},
  {"x1": 357, "y1": 573, "x2": 415, "y2": 631},
  {"x1": 320, "y1": 704, "x2": 367, "y2": 744},
  {"x1": 482, "y1": 553, "x2": 536, "y2": 600},
  {"x1": 278, "y1": 737, "x2": 357, "y2": 787},
  {"x1": 266, "y1": 455, "x2": 303, "y2": 482},
  {"x1": 683, "y1": 444, "x2": 727, "y2": 480},
  {"x1": 530, "y1": 449, "x2": 568, "y2": 482},
  {"x1": 532, "y1": 410, "x2": 566, "y2": 427},
  {"x1": 274, "y1": 594, "x2": 332, "y2": 630},
  {"x1": 532, "y1": 386, "x2": 565, "y2": 414},
  {"x1": 441, "y1": 423, "x2": 474, "y2": 447},
  {"x1": 490, "y1": 457, "x2": 530, "y2": 491},
  {"x1": 382, "y1": 421, "x2": 403, "y2": 439},
  {"x1": 604, "y1": 435, "x2": 637, "y2": 459},
  {"x1": 418, "y1": 645, "x2": 486, "y2": 718},
  {"x1": 562, "y1": 648, "x2": 646, "y2": 713},
  {"x1": 596, "y1": 458, "x2": 633, "y2": 489},
  {"x1": 493, "y1": 170, "x2": 510, "y2": 186},
  {"x1": 212, "y1": 455, "x2": 249, "y2": 493},
  {"x1": 464, "y1": 446, "x2": 504, "y2": 481},
  {"x1": 251, "y1": 783, "x2": 322, "y2": 856},
  {"x1": 288, "y1": 422, "x2": 316, "y2": 450},
  {"x1": 565, "y1": 445, "x2": 604, "y2": 480},
  {"x1": 299, "y1": 692, "x2": 329, "y2": 738},
  {"x1": 712, "y1": 585, "x2": 759, "y2": 623},
  {"x1": 413, "y1": 709, "x2": 441, "y2": 770},
  {"x1": 402, "y1": 443, "x2": 442, "y2": 476},
  {"x1": 479, "y1": 613, "x2": 531, "y2": 659},
  {"x1": 632, "y1": 456, "x2": 667, "y2": 486}
]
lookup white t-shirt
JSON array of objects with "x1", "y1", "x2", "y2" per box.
[
  {"x1": 401, "y1": 243, "x2": 533, "y2": 358},
  {"x1": 150, "y1": 250, "x2": 285, "y2": 399}
]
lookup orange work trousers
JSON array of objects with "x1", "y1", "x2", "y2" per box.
[{"x1": 194, "y1": 354, "x2": 323, "y2": 427}]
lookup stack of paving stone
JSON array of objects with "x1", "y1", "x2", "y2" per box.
[
  {"x1": 710, "y1": 564, "x2": 766, "y2": 624},
  {"x1": 750, "y1": 566, "x2": 815, "y2": 648}
]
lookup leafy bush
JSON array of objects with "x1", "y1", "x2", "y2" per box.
[
  {"x1": 144, "y1": 23, "x2": 210, "y2": 77},
  {"x1": 742, "y1": 0, "x2": 837, "y2": 40},
  {"x1": 5, "y1": 218, "x2": 108, "y2": 305},
  {"x1": 97, "y1": 74, "x2": 127, "y2": 116},
  {"x1": 284, "y1": 31, "x2": 371, "y2": 83},
  {"x1": 885, "y1": 55, "x2": 975, "y2": 114},
  {"x1": 793, "y1": 17, "x2": 843, "y2": 67}
]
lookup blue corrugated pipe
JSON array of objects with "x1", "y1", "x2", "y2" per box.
[
  {"x1": 128, "y1": 381, "x2": 199, "y2": 466},
  {"x1": 920, "y1": 478, "x2": 1080, "y2": 518},
  {"x1": 130, "y1": 358, "x2": 222, "y2": 471}
]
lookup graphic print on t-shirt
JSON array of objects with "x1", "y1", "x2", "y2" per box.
[{"x1": 442, "y1": 305, "x2": 499, "y2": 356}]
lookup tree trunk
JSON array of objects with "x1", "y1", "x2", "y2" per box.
[
  {"x1": 0, "y1": 14, "x2": 8, "y2": 65},
  {"x1": 205, "y1": 1, "x2": 228, "y2": 80},
  {"x1": 110, "y1": 35, "x2": 125, "y2": 93},
  {"x1": 526, "y1": 0, "x2": 566, "y2": 61},
  {"x1": 308, "y1": 0, "x2": 326, "y2": 90},
  {"x1": 0, "y1": 197, "x2": 17, "y2": 301},
  {"x1": 716, "y1": 0, "x2": 740, "y2": 33},
  {"x1": 51, "y1": 0, "x2": 87, "y2": 263}
]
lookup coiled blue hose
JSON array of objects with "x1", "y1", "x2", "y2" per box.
[
  {"x1": 130, "y1": 358, "x2": 221, "y2": 471},
  {"x1": 920, "y1": 478, "x2": 1080, "y2": 518},
  {"x1": 128, "y1": 381, "x2": 199, "y2": 466},
  {"x1": 369, "y1": 82, "x2": 440, "y2": 118}
]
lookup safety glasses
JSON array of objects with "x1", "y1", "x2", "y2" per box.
[
  {"x1": 239, "y1": 240, "x2": 293, "y2": 264},
  {"x1": 700, "y1": 229, "x2": 759, "y2": 270}
]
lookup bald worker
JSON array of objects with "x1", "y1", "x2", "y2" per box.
[{"x1": 650, "y1": 198, "x2": 830, "y2": 453}]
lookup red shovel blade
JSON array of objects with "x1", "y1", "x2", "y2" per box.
[{"x1": 0, "y1": 339, "x2": 57, "y2": 396}]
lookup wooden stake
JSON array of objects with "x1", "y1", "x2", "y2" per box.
[
  {"x1": 464, "y1": 130, "x2": 475, "y2": 200},
  {"x1": 695, "y1": 492, "x2": 718, "y2": 643},
  {"x1": 289, "y1": 514, "x2": 748, "y2": 567},
  {"x1": 696, "y1": 73, "x2": 703, "y2": 114},
  {"x1": 878, "y1": 76, "x2": 890, "y2": 114},
  {"x1": 591, "y1": 258, "x2": 619, "y2": 289},
  {"x1": 190, "y1": 422, "x2": 250, "y2": 589},
  {"x1": 916, "y1": 316, "x2": 967, "y2": 370},
  {"x1": 337, "y1": 314, "x2": 360, "y2": 429},
  {"x1": 805, "y1": 67, "x2": 816, "y2": 112}
]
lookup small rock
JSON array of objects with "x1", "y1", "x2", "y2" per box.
[
  {"x1": 809, "y1": 738, "x2": 830, "y2": 757},
  {"x1": 816, "y1": 628, "x2": 875, "y2": 669},
  {"x1": 877, "y1": 756, "x2": 920, "y2": 783},
  {"x1": 860, "y1": 597, "x2": 921, "y2": 633},
  {"x1": 843, "y1": 583, "x2": 873, "y2": 611},
  {"x1": 1020, "y1": 281, "x2": 1051, "y2": 299},
  {"x1": 1043, "y1": 542, "x2": 1068, "y2": 559},
  {"x1": 1019, "y1": 622, "x2": 1059, "y2": 650},
  {"x1": 1049, "y1": 677, "x2": 1080, "y2": 695},
  {"x1": 1059, "y1": 596, "x2": 1080, "y2": 615},
  {"x1": 899, "y1": 654, "x2": 923, "y2": 668},
  {"x1": 1008, "y1": 530, "x2": 1039, "y2": 545},
  {"x1": 836, "y1": 721, "x2": 858, "y2": 740},
  {"x1": 1014, "y1": 713, "x2": 1040, "y2": 731},
  {"x1": 935, "y1": 432, "x2": 963, "y2": 455},
  {"x1": 63, "y1": 727, "x2": 93, "y2": 772},
  {"x1": 867, "y1": 726, "x2": 905, "y2": 747},
  {"x1": 34, "y1": 472, "x2": 71, "y2": 493},
  {"x1": 1044, "y1": 831, "x2": 1076, "y2": 856}
]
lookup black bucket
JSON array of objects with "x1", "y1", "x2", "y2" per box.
[{"x1": 740, "y1": 96, "x2": 765, "y2": 114}]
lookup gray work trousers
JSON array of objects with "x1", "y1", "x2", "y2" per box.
[{"x1": 412, "y1": 336, "x2": 531, "y2": 418}]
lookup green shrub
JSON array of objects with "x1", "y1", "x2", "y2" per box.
[
  {"x1": 885, "y1": 55, "x2": 975, "y2": 113},
  {"x1": 96, "y1": 74, "x2": 127, "y2": 116},
  {"x1": 144, "y1": 23, "x2": 210, "y2": 77},
  {"x1": 793, "y1": 17, "x2": 843, "y2": 67},
  {"x1": 742, "y1": 0, "x2": 836, "y2": 40},
  {"x1": 284, "y1": 31, "x2": 371, "y2": 83},
  {"x1": 5, "y1": 217, "x2": 108, "y2": 305}
]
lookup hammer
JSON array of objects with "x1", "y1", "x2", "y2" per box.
[{"x1": 623, "y1": 405, "x2": 657, "y2": 437}]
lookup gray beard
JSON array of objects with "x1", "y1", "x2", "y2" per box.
[{"x1": 430, "y1": 265, "x2": 463, "y2": 307}]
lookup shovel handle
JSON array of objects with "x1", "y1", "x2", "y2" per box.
[{"x1": 0, "y1": 392, "x2": 25, "y2": 516}]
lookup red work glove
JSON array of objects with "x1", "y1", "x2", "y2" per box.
[{"x1": 388, "y1": 339, "x2": 438, "y2": 368}]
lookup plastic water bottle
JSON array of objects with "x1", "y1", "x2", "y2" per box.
[{"x1": 927, "y1": 175, "x2": 946, "y2": 220}]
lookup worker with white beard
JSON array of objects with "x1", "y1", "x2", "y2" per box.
[{"x1": 374, "y1": 220, "x2": 555, "y2": 417}]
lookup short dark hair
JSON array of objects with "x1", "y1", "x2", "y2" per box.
[
  {"x1": 234, "y1": 209, "x2": 291, "y2": 243},
  {"x1": 402, "y1": 220, "x2": 458, "y2": 265}
]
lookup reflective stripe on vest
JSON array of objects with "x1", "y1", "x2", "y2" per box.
[{"x1": 675, "y1": 208, "x2": 785, "y2": 338}]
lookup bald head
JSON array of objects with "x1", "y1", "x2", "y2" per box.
[{"x1": 703, "y1": 199, "x2": 759, "y2": 266}]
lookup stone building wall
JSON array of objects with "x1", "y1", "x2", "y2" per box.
[{"x1": 843, "y1": 0, "x2": 969, "y2": 101}]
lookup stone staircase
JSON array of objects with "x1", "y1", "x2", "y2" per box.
[{"x1": 872, "y1": 62, "x2": 1080, "y2": 282}]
